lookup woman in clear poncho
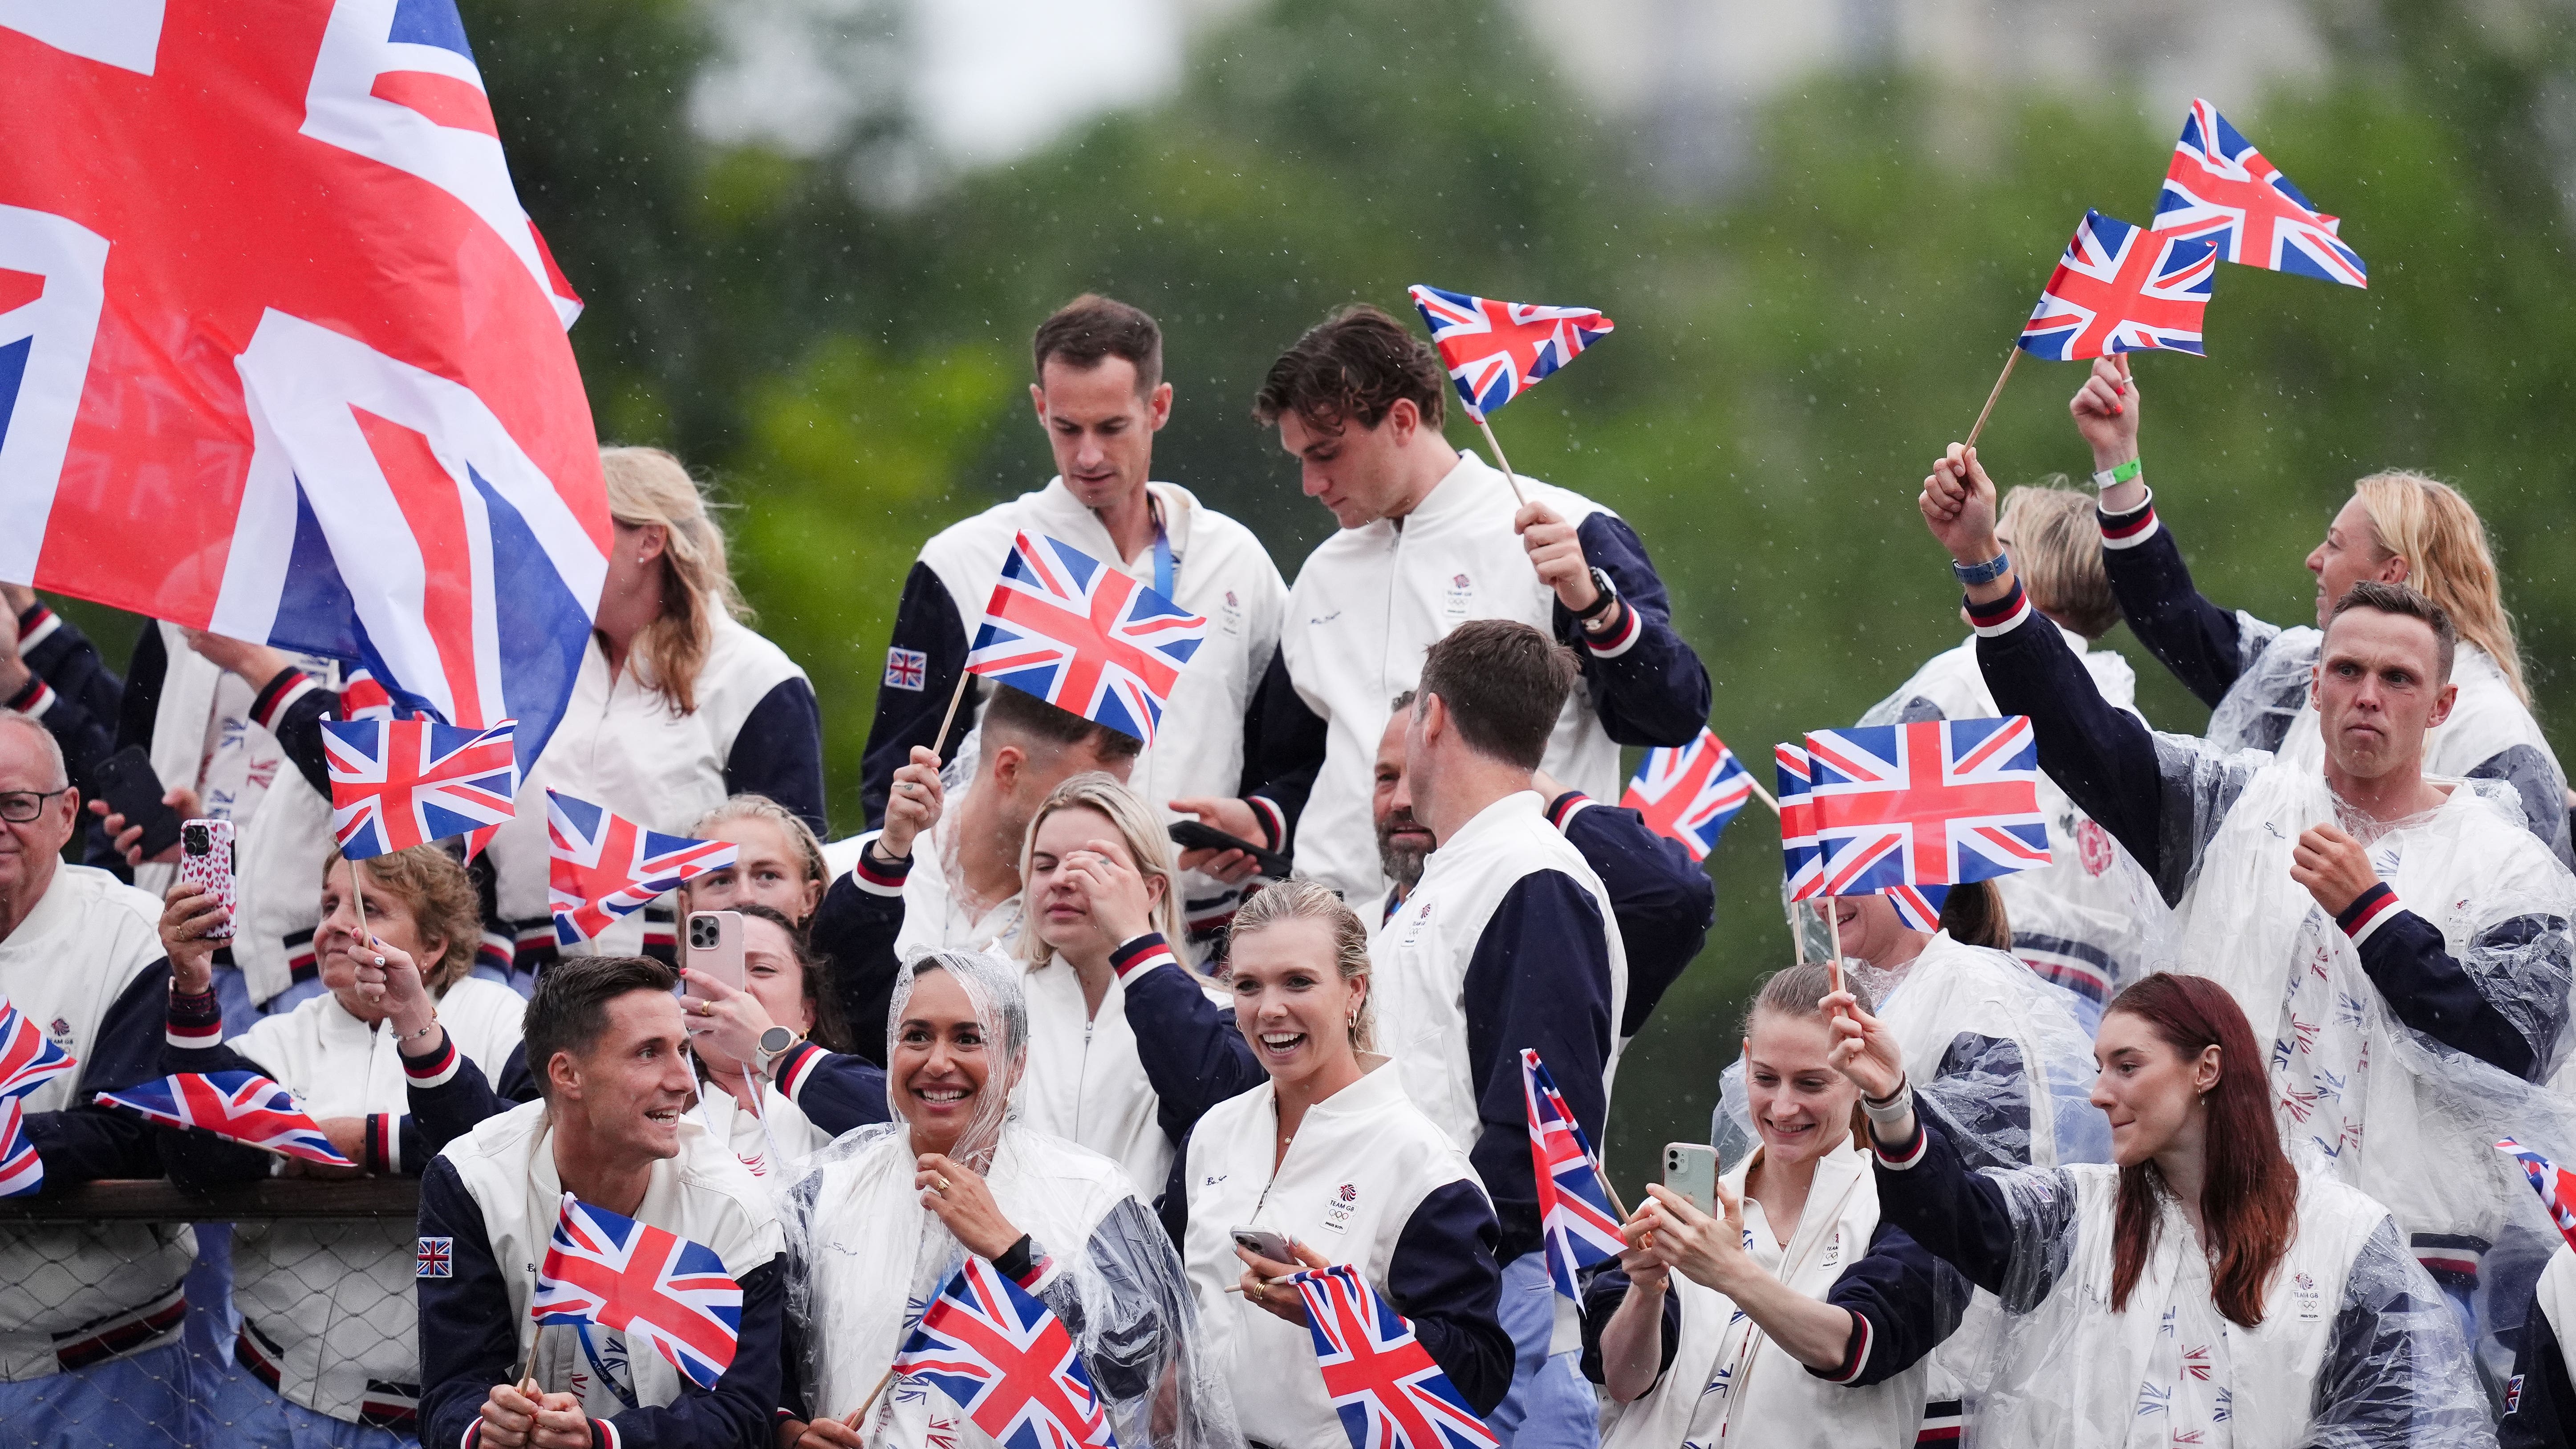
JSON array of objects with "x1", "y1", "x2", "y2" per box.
[
  {"x1": 777, "y1": 949, "x2": 1232, "y2": 1449},
  {"x1": 1828, "y1": 970, "x2": 2493, "y2": 1447}
]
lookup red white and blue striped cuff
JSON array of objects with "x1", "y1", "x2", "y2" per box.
[
  {"x1": 165, "y1": 989, "x2": 225, "y2": 1050},
  {"x1": 1245, "y1": 796, "x2": 1286, "y2": 852},
  {"x1": 402, "y1": 1034, "x2": 462, "y2": 1088},
  {"x1": 1110, "y1": 934, "x2": 1176, "y2": 982},
  {"x1": 1965, "y1": 578, "x2": 2032, "y2": 638},
  {"x1": 772, "y1": 1041, "x2": 824, "y2": 1101},
  {"x1": 1817, "y1": 1309, "x2": 1873, "y2": 1384},
  {"x1": 1545, "y1": 791, "x2": 1594, "y2": 830},
  {"x1": 250, "y1": 669, "x2": 321, "y2": 731},
  {"x1": 1581, "y1": 601, "x2": 1643, "y2": 658},
  {"x1": 2097, "y1": 489, "x2": 2159, "y2": 550},
  {"x1": 5, "y1": 674, "x2": 55, "y2": 719},
  {"x1": 852, "y1": 838, "x2": 910, "y2": 896},
  {"x1": 1870, "y1": 1119, "x2": 1930, "y2": 1171},
  {"x1": 591, "y1": 1418, "x2": 622, "y2": 1449},
  {"x1": 365, "y1": 1112, "x2": 399, "y2": 1175},
  {"x1": 1015, "y1": 1254, "x2": 1055, "y2": 1290},
  {"x1": 2337, "y1": 883, "x2": 2404, "y2": 945},
  {"x1": 16, "y1": 605, "x2": 60, "y2": 651}
]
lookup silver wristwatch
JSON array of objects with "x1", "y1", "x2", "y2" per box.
[{"x1": 755, "y1": 1024, "x2": 797, "y2": 1078}]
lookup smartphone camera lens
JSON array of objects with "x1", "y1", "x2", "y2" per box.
[
  {"x1": 689, "y1": 917, "x2": 716, "y2": 950},
  {"x1": 182, "y1": 824, "x2": 209, "y2": 855}
]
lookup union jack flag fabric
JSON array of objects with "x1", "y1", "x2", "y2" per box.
[
  {"x1": 2498, "y1": 1139, "x2": 2576, "y2": 1255},
  {"x1": 893, "y1": 1255, "x2": 1114, "y2": 1449},
  {"x1": 1883, "y1": 884, "x2": 1949, "y2": 934},
  {"x1": 0, "y1": 1099, "x2": 37, "y2": 1198},
  {"x1": 1802, "y1": 718, "x2": 2051, "y2": 896},
  {"x1": 0, "y1": 998, "x2": 75, "y2": 1101},
  {"x1": 0, "y1": 2, "x2": 607, "y2": 779},
  {"x1": 2017, "y1": 211, "x2": 2219, "y2": 361},
  {"x1": 1620, "y1": 729, "x2": 1751, "y2": 862},
  {"x1": 1406, "y1": 285, "x2": 1615, "y2": 422},
  {"x1": 547, "y1": 790, "x2": 739, "y2": 946},
  {"x1": 321, "y1": 716, "x2": 518, "y2": 860},
  {"x1": 94, "y1": 1071, "x2": 354, "y2": 1165},
  {"x1": 532, "y1": 1192, "x2": 743, "y2": 1390},
  {"x1": 1521, "y1": 1049, "x2": 1623, "y2": 1300},
  {"x1": 2154, "y1": 99, "x2": 2366, "y2": 289},
  {"x1": 966, "y1": 532, "x2": 1207, "y2": 747},
  {"x1": 1777, "y1": 743, "x2": 1822, "y2": 902},
  {"x1": 1293, "y1": 1263, "x2": 1500, "y2": 1449}
]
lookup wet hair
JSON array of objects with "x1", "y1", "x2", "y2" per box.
[
  {"x1": 733, "y1": 903, "x2": 849, "y2": 1052},
  {"x1": 523, "y1": 955, "x2": 678, "y2": 1100},
  {"x1": 980, "y1": 680, "x2": 1143, "y2": 764},
  {"x1": 2102, "y1": 974, "x2": 2297, "y2": 1327},
  {"x1": 1228, "y1": 878, "x2": 1377, "y2": 1052},
  {"x1": 321, "y1": 844, "x2": 481, "y2": 992},
  {"x1": 687, "y1": 794, "x2": 828, "y2": 922},
  {"x1": 600, "y1": 446, "x2": 750, "y2": 716},
  {"x1": 2352, "y1": 471, "x2": 2523, "y2": 702},
  {"x1": 2329, "y1": 580, "x2": 2458, "y2": 686},
  {"x1": 1032, "y1": 293, "x2": 1163, "y2": 394},
  {"x1": 1937, "y1": 881, "x2": 2011, "y2": 952},
  {"x1": 1414, "y1": 620, "x2": 1577, "y2": 771},
  {"x1": 896, "y1": 950, "x2": 1029, "y2": 1072},
  {"x1": 1016, "y1": 772, "x2": 1181, "y2": 964},
  {"x1": 1252, "y1": 304, "x2": 1450, "y2": 436},
  {"x1": 1999, "y1": 483, "x2": 2120, "y2": 639}
]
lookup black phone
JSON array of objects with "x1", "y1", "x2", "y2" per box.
[
  {"x1": 92, "y1": 746, "x2": 183, "y2": 859},
  {"x1": 1166, "y1": 820, "x2": 1294, "y2": 880}
]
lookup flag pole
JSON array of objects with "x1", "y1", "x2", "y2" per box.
[
  {"x1": 845, "y1": 1364, "x2": 900, "y2": 1430},
  {"x1": 1822, "y1": 894, "x2": 1845, "y2": 999},
  {"x1": 1964, "y1": 343, "x2": 2022, "y2": 449},
  {"x1": 1743, "y1": 773, "x2": 1779, "y2": 818},
  {"x1": 929, "y1": 670, "x2": 974, "y2": 765},
  {"x1": 1472, "y1": 415, "x2": 1529, "y2": 507}
]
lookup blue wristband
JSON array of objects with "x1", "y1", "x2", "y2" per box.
[{"x1": 1951, "y1": 552, "x2": 2010, "y2": 586}]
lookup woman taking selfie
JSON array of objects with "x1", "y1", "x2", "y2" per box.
[
  {"x1": 673, "y1": 903, "x2": 858, "y2": 1187},
  {"x1": 1586, "y1": 964, "x2": 1967, "y2": 1449},
  {"x1": 1828, "y1": 971, "x2": 2490, "y2": 1446}
]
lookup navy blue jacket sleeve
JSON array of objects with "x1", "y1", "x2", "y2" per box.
[
  {"x1": 1865, "y1": 1108, "x2": 2065, "y2": 1310},
  {"x1": 1240, "y1": 648, "x2": 1327, "y2": 850},
  {"x1": 417, "y1": 1155, "x2": 519, "y2": 1449},
  {"x1": 808, "y1": 854, "x2": 909, "y2": 1068},
  {"x1": 1972, "y1": 585, "x2": 2175, "y2": 895},
  {"x1": 23, "y1": 960, "x2": 173, "y2": 1182},
  {"x1": 1549, "y1": 794, "x2": 1714, "y2": 1040},
  {"x1": 1464, "y1": 871, "x2": 1617, "y2": 1264},
  {"x1": 1562, "y1": 515, "x2": 1711, "y2": 749},
  {"x1": 1387, "y1": 1179, "x2": 1512, "y2": 1416},
  {"x1": 404, "y1": 1035, "x2": 528, "y2": 1163},
  {"x1": 1808, "y1": 1221, "x2": 1972, "y2": 1387},
  {"x1": 2503, "y1": 1280, "x2": 2576, "y2": 1449},
  {"x1": 1577, "y1": 1264, "x2": 1680, "y2": 1390},
  {"x1": 248, "y1": 666, "x2": 339, "y2": 800},
  {"x1": 2096, "y1": 494, "x2": 2253, "y2": 710},
  {"x1": 1112, "y1": 934, "x2": 1263, "y2": 1139},
  {"x1": 771, "y1": 1041, "x2": 891, "y2": 1136},
  {"x1": 858, "y1": 562, "x2": 972, "y2": 831},
  {"x1": 726, "y1": 677, "x2": 827, "y2": 836},
  {"x1": 2341, "y1": 885, "x2": 2568, "y2": 1080},
  {"x1": 12, "y1": 604, "x2": 121, "y2": 797}
]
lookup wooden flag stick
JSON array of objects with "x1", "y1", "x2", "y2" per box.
[
  {"x1": 929, "y1": 668, "x2": 974, "y2": 764},
  {"x1": 1964, "y1": 344, "x2": 2022, "y2": 449},
  {"x1": 1473, "y1": 416, "x2": 1529, "y2": 507},
  {"x1": 845, "y1": 1364, "x2": 900, "y2": 1430},
  {"x1": 1822, "y1": 893, "x2": 1845, "y2": 1000},
  {"x1": 1742, "y1": 772, "x2": 1780, "y2": 818}
]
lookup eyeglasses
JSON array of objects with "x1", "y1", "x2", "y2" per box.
[{"x1": 0, "y1": 788, "x2": 73, "y2": 824}]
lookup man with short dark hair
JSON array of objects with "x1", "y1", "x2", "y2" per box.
[
  {"x1": 855, "y1": 293, "x2": 1299, "y2": 962},
  {"x1": 1251, "y1": 304, "x2": 1711, "y2": 905},
  {"x1": 1371, "y1": 621, "x2": 1628, "y2": 1449},
  {"x1": 417, "y1": 956, "x2": 784, "y2": 1449}
]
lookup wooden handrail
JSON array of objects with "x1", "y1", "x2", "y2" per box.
[{"x1": 0, "y1": 1178, "x2": 419, "y2": 1224}]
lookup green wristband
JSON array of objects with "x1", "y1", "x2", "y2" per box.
[{"x1": 2089, "y1": 458, "x2": 2143, "y2": 490}]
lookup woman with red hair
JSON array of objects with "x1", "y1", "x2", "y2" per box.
[{"x1": 1829, "y1": 972, "x2": 2490, "y2": 1446}]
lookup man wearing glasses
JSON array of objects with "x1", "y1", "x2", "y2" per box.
[{"x1": 0, "y1": 713, "x2": 198, "y2": 1447}]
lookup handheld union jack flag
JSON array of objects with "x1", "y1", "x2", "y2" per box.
[
  {"x1": 2017, "y1": 211, "x2": 2219, "y2": 361},
  {"x1": 0, "y1": 998, "x2": 75, "y2": 1101},
  {"x1": 1777, "y1": 743, "x2": 1822, "y2": 902},
  {"x1": 2154, "y1": 100, "x2": 2366, "y2": 289},
  {"x1": 965, "y1": 532, "x2": 1206, "y2": 748},
  {"x1": 0, "y1": 1100, "x2": 38, "y2": 1198},
  {"x1": 2497, "y1": 1139, "x2": 2576, "y2": 1254},
  {"x1": 894, "y1": 1254, "x2": 1116, "y2": 1449},
  {"x1": 1620, "y1": 729, "x2": 1751, "y2": 862},
  {"x1": 1883, "y1": 884, "x2": 1950, "y2": 934},
  {"x1": 547, "y1": 791, "x2": 739, "y2": 946},
  {"x1": 1407, "y1": 286, "x2": 1614, "y2": 422},
  {"x1": 1803, "y1": 718, "x2": 2050, "y2": 896},
  {"x1": 532, "y1": 1192, "x2": 744, "y2": 1390},
  {"x1": 94, "y1": 1071, "x2": 353, "y2": 1165},
  {"x1": 322, "y1": 717, "x2": 518, "y2": 860},
  {"x1": 1521, "y1": 1050, "x2": 1623, "y2": 1300},
  {"x1": 1294, "y1": 1263, "x2": 1499, "y2": 1449}
]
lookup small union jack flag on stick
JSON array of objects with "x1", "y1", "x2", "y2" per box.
[
  {"x1": 95, "y1": 1072, "x2": 354, "y2": 1166},
  {"x1": 1294, "y1": 1263, "x2": 1499, "y2": 1449},
  {"x1": 1803, "y1": 717, "x2": 2051, "y2": 897},
  {"x1": 963, "y1": 532, "x2": 1207, "y2": 750},
  {"x1": 2154, "y1": 99, "x2": 2366, "y2": 288},
  {"x1": 1777, "y1": 743, "x2": 1821, "y2": 904},
  {"x1": 547, "y1": 791, "x2": 739, "y2": 945},
  {"x1": 1521, "y1": 1050, "x2": 1625, "y2": 1300},
  {"x1": 1407, "y1": 284, "x2": 1615, "y2": 507},
  {"x1": 2498, "y1": 1139, "x2": 2576, "y2": 1255},
  {"x1": 321, "y1": 717, "x2": 519, "y2": 860},
  {"x1": 1965, "y1": 209, "x2": 2218, "y2": 446},
  {"x1": 0, "y1": 998, "x2": 75, "y2": 1102},
  {"x1": 1621, "y1": 728, "x2": 1769, "y2": 861},
  {"x1": 532, "y1": 1192, "x2": 744, "y2": 1390},
  {"x1": 893, "y1": 1254, "x2": 1116, "y2": 1449}
]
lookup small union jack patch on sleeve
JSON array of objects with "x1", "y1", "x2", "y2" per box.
[
  {"x1": 884, "y1": 648, "x2": 928, "y2": 691},
  {"x1": 417, "y1": 1237, "x2": 453, "y2": 1278}
]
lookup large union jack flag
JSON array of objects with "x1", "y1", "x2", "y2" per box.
[
  {"x1": 547, "y1": 790, "x2": 739, "y2": 945},
  {"x1": 2498, "y1": 1139, "x2": 2576, "y2": 1255},
  {"x1": 532, "y1": 1192, "x2": 744, "y2": 1390},
  {"x1": 1620, "y1": 728, "x2": 1751, "y2": 862},
  {"x1": 2154, "y1": 99, "x2": 2366, "y2": 289},
  {"x1": 1407, "y1": 285, "x2": 1614, "y2": 422},
  {"x1": 893, "y1": 1255, "x2": 1115, "y2": 1449},
  {"x1": 1294, "y1": 1264, "x2": 1499, "y2": 1449},
  {"x1": 322, "y1": 716, "x2": 518, "y2": 860},
  {"x1": 0, "y1": 998, "x2": 75, "y2": 1102},
  {"x1": 1802, "y1": 718, "x2": 2050, "y2": 896},
  {"x1": 1777, "y1": 743, "x2": 1821, "y2": 902},
  {"x1": 966, "y1": 532, "x2": 1206, "y2": 748},
  {"x1": 95, "y1": 1071, "x2": 353, "y2": 1165},
  {"x1": 2017, "y1": 210, "x2": 2219, "y2": 362},
  {"x1": 1521, "y1": 1049, "x2": 1623, "y2": 1300},
  {"x1": 0, "y1": 1, "x2": 607, "y2": 779}
]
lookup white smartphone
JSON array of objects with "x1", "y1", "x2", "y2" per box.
[
  {"x1": 1230, "y1": 1226, "x2": 1294, "y2": 1263},
  {"x1": 1663, "y1": 1142, "x2": 1719, "y2": 1217}
]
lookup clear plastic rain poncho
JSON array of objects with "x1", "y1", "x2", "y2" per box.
[
  {"x1": 2202, "y1": 614, "x2": 2314, "y2": 757},
  {"x1": 1944, "y1": 1138, "x2": 2495, "y2": 1448},
  {"x1": 2157, "y1": 734, "x2": 2576, "y2": 1384},
  {"x1": 780, "y1": 950, "x2": 1235, "y2": 1449}
]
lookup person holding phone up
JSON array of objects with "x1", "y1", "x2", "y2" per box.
[{"x1": 1583, "y1": 964, "x2": 1970, "y2": 1449}]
